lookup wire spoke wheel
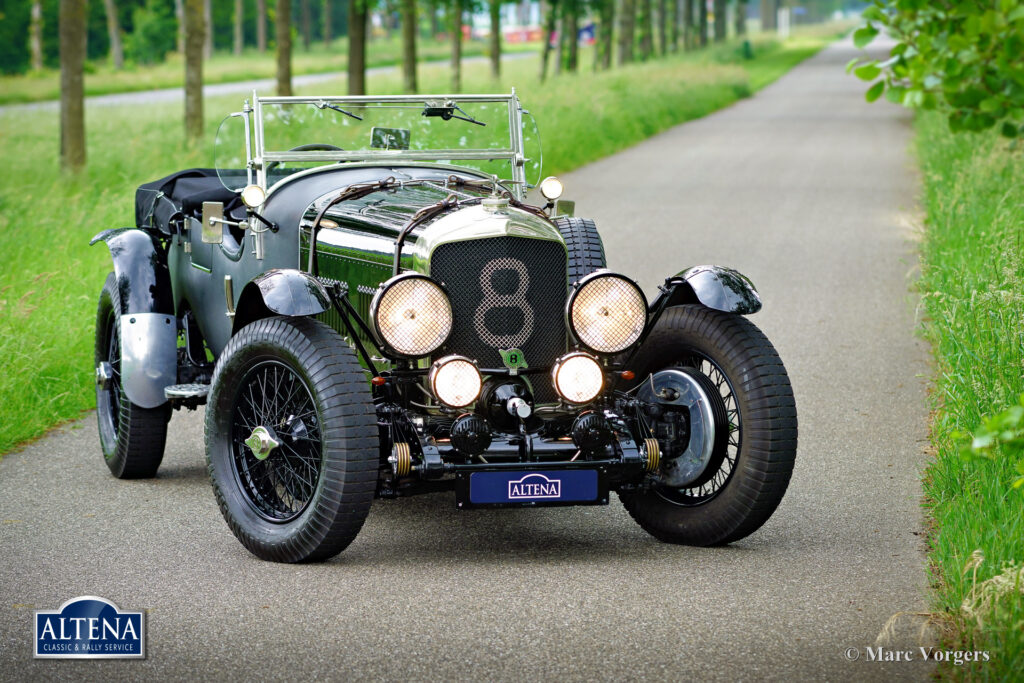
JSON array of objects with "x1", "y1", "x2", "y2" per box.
[
  {"x1": 619, "y1": 304, "x2": 797, "y2": 547},
  {"x1": 206, "y1": 316, "x2": 377, "y2": 563},
  {"x1": 104, "y1": 315, "x2": 122, "y2": 424},
  {"x1": 230, "y1": 361, "x2": 323, "y2": 523},
  {"x1": 650, "y1": 352, "x2": 741, "y2": 506},
  {"x1": 94, "y1": 272, "x2": 168, "y2": 479}
]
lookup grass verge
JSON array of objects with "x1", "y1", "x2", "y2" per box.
[
  {"x1": 0, "y1": 29, "x2": 839, "y2": 456},
  {"x1": 915, "y1": 111, "x2": 1024, "y2": 677},
  {"x1": 0, "y1": 37, "x2": 537, "y2": 106}
]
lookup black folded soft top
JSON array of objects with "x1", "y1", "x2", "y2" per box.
[{"x1": 134, "y1": 168, "x2": 241, "y2": 233}]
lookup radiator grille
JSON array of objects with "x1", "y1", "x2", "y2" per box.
[{"x1": 430, "y1": 236, "x2": 568, "y2": 402}]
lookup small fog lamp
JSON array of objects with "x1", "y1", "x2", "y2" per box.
[
  {"x1": 551, "y1": 352, "x2": 604, "y2": 404},
  {"x1": 539, "y1": 176, "x2": 564, "y2": 201},
  {"x1": 429, "y1": 356, "x2": 483, "y2": 408},
  {"x1": 241, "y1": 184, "x2": 267, "y2": 208}
]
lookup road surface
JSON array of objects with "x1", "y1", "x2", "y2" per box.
[
  {"x1": 0, "y1": 53, "x2": 533, "y2": 113},
  {"x1": 0, "y1": 37, "x2": 933, "y2": 680}
]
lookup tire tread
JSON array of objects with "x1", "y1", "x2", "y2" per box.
[
  {"x1": 619, "y1": 304, "x2": 797, "y2": 546},
  {"x1": 205, "y1": 316, "x2": 377, "y2": 563}
]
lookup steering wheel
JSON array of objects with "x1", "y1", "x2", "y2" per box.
[{"x1": 266, "y1": 143, "x2": 344, "y2": 172}]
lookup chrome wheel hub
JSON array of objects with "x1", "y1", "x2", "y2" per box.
[
  {"x1": 244, "y1": 425, "x2": 280, "y2": 461},
  {"x1": 95, "y1": 362, "x2": 114, "y2": 390},
  {"x1": 638, "y1": 368, "x2": 717, "y2": 487}
]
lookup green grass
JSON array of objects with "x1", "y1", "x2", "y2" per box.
[
  {"x1": 915, "y1": 111, "x2": 1024, "y2": 677},
  {"x1": 0, "y1": 37, "x2": 538, "y2": 106},
  {"x1": 0, "y1": 30, "x2": 838, "y2": 456}
]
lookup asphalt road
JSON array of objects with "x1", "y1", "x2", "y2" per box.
[
  {"x1": 0, "y1": 37, "x2": 934, "y2": 680},
  {"x1": 0, "y1": 53, "x2": 533, "y2": 113}
]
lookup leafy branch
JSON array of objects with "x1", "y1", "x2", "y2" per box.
[{"x1": 849, "y1": 0, "x2": 1024, "y2": 138}]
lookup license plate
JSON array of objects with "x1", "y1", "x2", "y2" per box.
[{"x1": 463, "y1": 470, "x2": 602, "y2": 507}]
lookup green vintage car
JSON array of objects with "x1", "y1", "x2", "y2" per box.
[{"x1": 91, "y1": 92, "x2": 797, "y2": 562}]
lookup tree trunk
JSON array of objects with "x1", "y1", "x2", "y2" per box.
[
  {"x1": 30, "y1": 1, "x2": 43, "y2": 71},
  {"x1": 669, "y1": 0, "x2": 679, "y2": 52},
  {"x1": 489, "y1": 0, "x2": 501, "y2": 79},
  {"x1": 639, "y1": 0, "x2": 653, "y2": 60},
  {"x1": 760, "y1": 0, "x2": 775, "y2": 30},
  {"x1": 301, "y1": 0, "x2": 312, "y2": 51},
  {"x1": 713, "y1": 0, "x2": 726, "y2": 41},
  {"x1": 234, "y1": 0, "x2": 244, "y2": 55},
  {"x1": 276, "y1": 0, "x2": 293, "y2": 95},
  {"x1": 683, "y1": 0, "x2": 693, "y2": 49},
  {"x1": 657, "y1": 0, "x2": 666, "y2": 56},
  {"x1": 554, "y1": 15, "x2": 564, "y2": 74},
  {"x1": 323, "y1": 0, "x2": 332, "y2": 47},
  {"x1": 566, "y1": 2, "x2": 578, "y2": 72},
  {"x1": 184, "y1": 0, "x2": 204, "y2": 143},
  {"x1": 539, "y1": 0, "x2": 558, "y2": 81},
  {"x1": 699, "y1": 0, "x2": 707, "y2": 46},
  {"x1": 348, "y1": 0, "x2": 367, "y2": 94},
  {"x1": 450, "y1": 0, "x2": 462, "y2": 91},
  {"x1": 735, "y1": 0, "x2": 746, "y2": 35},
  {"x1": 101, "y1": 0, "x2": 124, "y2": 69},
  {"x1": 203, "y1": 0, "x2": 213, "y2": 58},
  {"x1": 175, "y1": 0, "x2": 185, "y2": 53},
  {"x1": 599, "y1": 0, "x2": 614, "y2": 69},
  {"x1": 618, "y1": 0, "x2": 635, "y2": 64},
  {"x1": 257, "y1": 0, "x2": 268, "y2": 52},
  {"x1": 59, "y1": 0, "x2": 86, "y2": 170},
  {"x1": 430, "y1": 2, "x2": 441, "y2": 38},
  {"x1": 401, "y1": 0, "x2": 417, "y2": 91}
]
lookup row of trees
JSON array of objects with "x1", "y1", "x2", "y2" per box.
[
  {"x1": 7, "y1": 1, "x2": 804, "y2": 75},
  {"x1": 2, "y1": 0, "x2": 355, "y2": 73},
  {"x1": 56, "y1": 0, "x2": 814, "y2": 170}
]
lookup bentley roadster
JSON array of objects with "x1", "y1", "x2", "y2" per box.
[{"x1": 91, "y1": 91, "x2": 797, "y2": 562}]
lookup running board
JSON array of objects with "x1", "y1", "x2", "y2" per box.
[{"x1": 164, "y1": 383, "x2": 209, "y2": 409}]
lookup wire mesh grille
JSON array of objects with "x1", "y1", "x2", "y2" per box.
[{"x1": 430, "y1": 236, "x2": 567, "y2": 403}]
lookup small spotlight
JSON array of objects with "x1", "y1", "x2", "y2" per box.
[
  {"x1": 551, "y1": 352, "x2": 604, "y2": 404},
  {"x1": 241, "y1": 184, "x2": 267, "y2": 208},
  {"x1": 429, "y1": 356, "x2": 483, "y2": 408},
  {"x1": 539, "y1": 176, "x2": 563, "y2": 201}
]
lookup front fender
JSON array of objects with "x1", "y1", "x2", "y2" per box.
[
  {"x1": 651, "y1": 265, "x2": 762, "y2": 315},
  {"x1": 91, "y1": 228, "x2": 176, "y2": 408},
  {"x1": 232, "y1": 269, "x2": 331, "y2": 334}
]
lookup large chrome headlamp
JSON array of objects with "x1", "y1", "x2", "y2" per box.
[
  {"x1": 370, "y1": 273, "x2": 452, "y2": 357},
  {"x1": 429, "y1": 356, "x2": 483, "y2": 408},
  {"x1": 566, "y1": 271, "x2": 648, "y2": 354},
  {"x1": 551, "y1": 352, "x2": 604, "y2": 404}
]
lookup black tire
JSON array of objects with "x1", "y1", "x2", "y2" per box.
[
  {"x1": 619, "y1": 304, "x2": 797, "y2": 546},
  {"x1": 95, "y1": 272, "x2": 170, "y2": 479},
  {"x1": 554, "y1": 216, "x2": 606, "y2": 281},
  {"x1": 205, "y1": 316, "x2": 377, "y2": 562}
]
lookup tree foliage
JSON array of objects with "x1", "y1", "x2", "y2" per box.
[
  {"x1": 124, "y1": 0, "x2": 176, "y2": 64},
  {"x1": 850, "y1": 0, "x2": 1024, "y2": 138}
]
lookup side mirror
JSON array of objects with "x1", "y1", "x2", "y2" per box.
[{"x1": 201, "y1": 202, "x2": 224, "y2": 244}]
